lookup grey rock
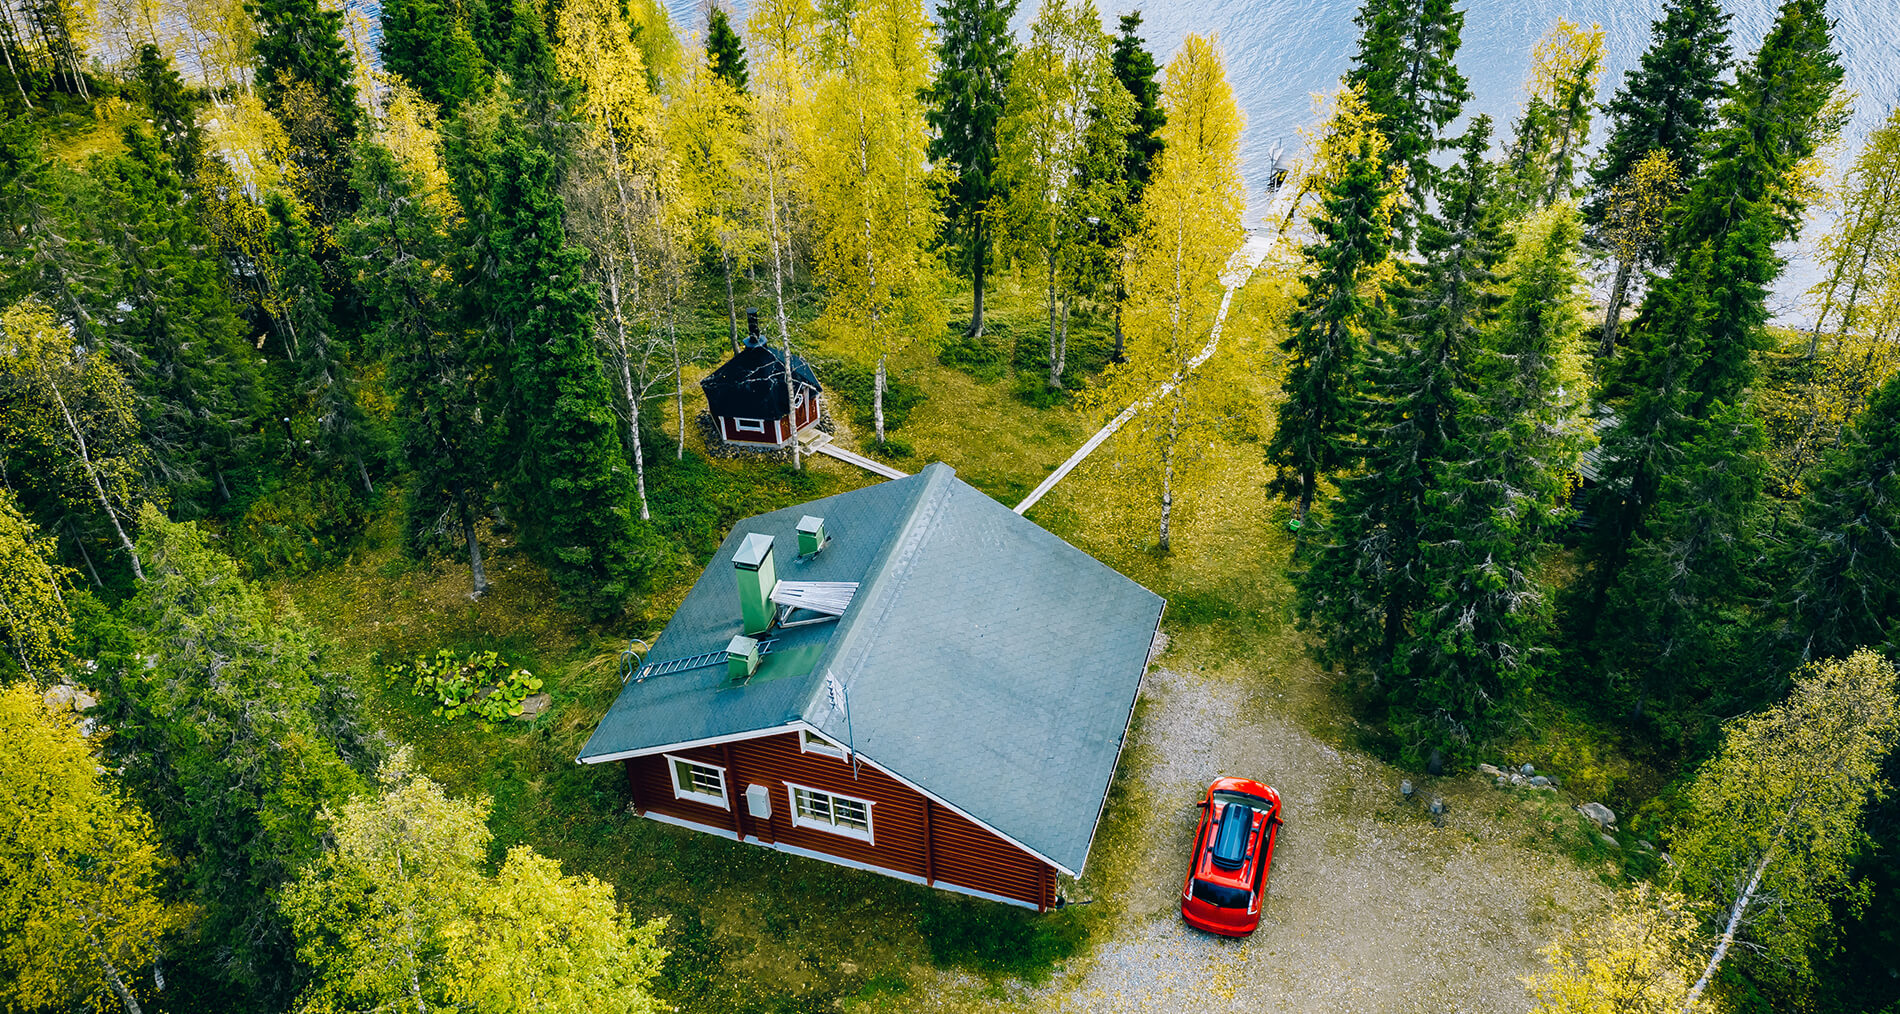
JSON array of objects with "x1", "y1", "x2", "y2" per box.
[
  {"x1": 1520, "y1": 763, "x2": 1535, "y2": 777},
  {"x1": 1529, "y1": 775, "x2": 1551, "y2": 788},
  {"x1": 43, "y1": 684, "x2": 75, "y2": 710},
  {"x1": 1578, "y1": 802, "x2": 1616, "y2": 829},
  {"x1": 1598, "y1": 833, "x2": 1618, "y2": 847},
  {"x1": 1477, "y1": 763, "x2": 1503, "y2": 778},
  {"x1": 517, "y1": 693, "x2": 553, "y2": 719},
  {"x1": 1495, "y1": 775, "x2": 1509, "y2": 788},
  {"x1": 1426, "y1": 748, "x2": 1445, "y2": 776}
]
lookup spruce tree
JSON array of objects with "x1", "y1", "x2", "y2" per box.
[
  {"x1": 1412, "y1": 203, "x2": 1588, "y2": 753},
  {"x1": 1583, "y1": 0, "x2": 1843, "y2": 614},
  {"x1": 380, "y1": 0, "x2": 488, "y2": 112},
  {"x1": 132, "y1": 44, "x2": 204, "y2": 181},
  {"x1": 253, "y1": 0, "x2": 363, "y2": 219},
  {"x1": 1293, "y1": 121, "x2": 1510, "y2": 714},
  {"x1": 95, "y1": 126, "x2": 261, "y2": 514},
  {"x1": 264, "y1": 191, "x2": 377, "y2": 493},
  {"x1": 346, "y1": 143, "x2": 494, "y2": 596},
  {"x1": 1111, "y1": 11, "x2": 1164, "y2": 195},
  {"x1": 706, "y1": 7, "x2": 748, "y2": 93},
  {"x1": 1342, "y1": 0, "x2": 1470, "y2": 240},
  {"x1": 1777, "y1": 370, "x2": 1900, "y2": 663},
  {"x1": 1266, "y1": 104, "x2": 1397, "y2": 518},
  {"x1": 482, "y1": 139, "x2": 657, "y2": 616},
  {"x1": 924, "y1": 0, "x2": 1018, "y2": 338},
  {"x1": 1585, "y1": 0, "x2": 1731, "y2": 218}
]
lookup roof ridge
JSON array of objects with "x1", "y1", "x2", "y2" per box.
[{"x1": 800, "y1": 463, "x2": 956, "y2": 725}]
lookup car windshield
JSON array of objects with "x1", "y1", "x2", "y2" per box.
[
  {"x1": 1211, "y1": 789, "x2": 1272, "y2": 810},
  {"x1": 1191, "y1": 878, "x2": 1251, "y2": 909}
]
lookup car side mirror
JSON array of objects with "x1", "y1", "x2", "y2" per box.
[{"x1": 1195, "y1": 800, "x2": 1208, "y2": 808}]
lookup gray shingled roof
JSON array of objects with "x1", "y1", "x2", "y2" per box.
[{"x1": 579, "y1": 463, "x2": 1165, "y2": 875}]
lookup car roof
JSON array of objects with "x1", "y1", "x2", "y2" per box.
[{"x1": 1196, "y1": 799, "x2": 1265, "y2": 889}]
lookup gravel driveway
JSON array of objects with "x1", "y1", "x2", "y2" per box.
[{"x1": 1041, "y1": 666, "x2": 1608, "y2": 1014}]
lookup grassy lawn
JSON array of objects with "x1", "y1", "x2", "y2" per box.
[{"x1": 276, "y1": 269, "x2": 1635, "y2": 1010}]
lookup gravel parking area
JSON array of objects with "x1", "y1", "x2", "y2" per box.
[{"x1": 1042, "y1": 667, "x2": 1608, "y2": 1014}]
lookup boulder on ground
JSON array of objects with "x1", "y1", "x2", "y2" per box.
[
  {"x1": 1477, "y1": 763, "x2": 1502, "y2": 777},
  {"x1": 517, "y1": 693, "x2": 553, "y2": 720},
  {"x1": 1578, "y1": 802, "x2": 1616, "y2": 829}
]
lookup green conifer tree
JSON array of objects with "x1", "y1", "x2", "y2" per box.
[
  {"x1": 924, "y1": 0, "x2": 1018, "y2": 338},
  {"x1": 1412, "y1": 202, "x2": 1589, "y2": 755},
  {"x1": 1342, "y1": 0, "x2": 1470, "y2": 240},
  {"x1": 1293, "y1": 121, "x2": 1510, "y2": 713},
  {"x1": 706, "y1": 6, "x2": 748, "y2": 93},
  {"x1": 380, "y1": 0, "x2": 488, "y2": 112},
  {"x1": 1103, "y1": 10, "x2": 1163, "y2": 359},
  {"x1": 1581, "y1": 0, "x2": 1843, "y2": 643},
  {"x1": 346, "y1": 143, "x2": 494, "y2": 596},
  {"x1": 481, "y1": 139, "x2": 659, "y2": 616},
  {"x1": 1585, "y1": 0, "x2": 1731, "y2": 218},
  {"x1": 1777, "y1": 370, "x2": 1900, "y2": 663},
  {"x1": 252, "y1": 0, "x2": 362, "y2": 216},
  {"x1": 1266, "y1": 104, "x2": 1398, "y2": 519},
  {"x1": 94, "y1": 507, "x2": 371, "y2": 1009},
  {"x1": 132, "y1": 43, "x2": 205, "y2": 181},
  {"x1": 94, "y1": 126, "x2": 261, "y2": 514}
]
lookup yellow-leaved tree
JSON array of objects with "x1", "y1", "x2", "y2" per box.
[
  {"x1": 804, "y1": 0, "x2": 946, "y2": 445},
  {"x1": 1523, "y1": 884, "x2": 1715, "y2": 1014},
  {"x1": 669, "y1": 43, "x2": 759, "y2": 355},
  {"x1": 1088, "y1": 32, "x2": 1246, "y2": 551},
  {"x1": 1672, "y1": 649, "x2": 1899, "y2": 1008},
  {"x1": 1596, "y1": 148, "x2": 1681, "y2": 357},
  {"x1": 0, "y1": 683, "x2": 186, "y2": 1014},
  {"x1": 0, "y1": 298, "x2": 150, "y2": 582},
  {"x1": 0, "y1": 490, "x2": 74, "y2": 681},
  {"x1": 282, "y1": 748, "x2": 668, "y2": 1014},
  {"x1": 1502, "y1": 19, "x2": 1607, "y2": 212}
]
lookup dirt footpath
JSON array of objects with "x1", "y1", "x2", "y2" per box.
[{"x1": 1041, "y1": 667, "x2": 1608, "y2": 1014}]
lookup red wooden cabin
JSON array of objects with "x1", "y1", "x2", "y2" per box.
[
  {"x1": 701, "y1": 311, "x2": 822, "y2": 447},
  {"x1": 579, "y1": 464, "x2": 1165, "y2": 910}
]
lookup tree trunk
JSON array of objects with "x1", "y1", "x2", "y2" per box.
[
  {"x1": 456, "y1": 485, "x2": 488, "y2": 597},
  {"x1": 1600, "y1": 255, "x2": 1634, "y2": 358},
  {"x1": 1682, "y1": 818, "x2": 1793, "y2": 1012},
  {"x1": 1298, "y1": 467, "x2": 1315, "y2": 521},
  {"x1": 625, "y1": 359, "x2": 650, "y2": 520},
  {"x1": 722, "y1": 248, "x2": 741, "y2": 355},
  {"x1": 96, "y1": 953, "x2": 142, "y2": 1014},
  {"x1": 1112, "y1": 296, "x2": 1126, "y2": 363},
  {"x1": 671, "y1": 315, "x2": 686, "y2": 461},
  {"x1": 1159, "y1": 399, "x2": 1179, "y2": 553},
  {"x1": 968, "y1": 218, "x2": 987, "y2": 338},
  {"x1": 1046, "y1": 258, "x2": 1063, "y2": 388},
  {"x1": 356, "y1": 456, "x2": 374, "y2": 495},
  {"x1": 783, "y1": 328, "x2": 802, "y2": 470},
  {"x1": 39, "y1": 367, "x2": 143, "y2": 581},
  {"x1": 874, "y1": 356, "x2": 887, "y2": 445}
]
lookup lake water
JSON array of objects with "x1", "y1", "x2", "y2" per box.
[{"x1": 671, "y1": 0, "x2": 1898, "y2": 318}]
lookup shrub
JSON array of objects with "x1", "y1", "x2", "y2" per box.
[
  {"x1": 232, "y1": 470, "x2": 373, "y2": 578},
  {"x1": 393, "y1": 649, "x2": 544, "y2": 726}
]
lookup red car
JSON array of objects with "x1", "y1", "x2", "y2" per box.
[{"x1": 1180, "y1": 777, "x2": 1282, "y2": 936}]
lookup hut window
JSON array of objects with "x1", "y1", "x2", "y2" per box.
[
  {"x1": 788, "y1": 783, "x2": 873, "y2": 842},
  {"x1": 800, "y1": 729, "x2": 846, "y2": 758},
  {"x1": 734, "y1": 418, "x2": 767, "y2": 434},
  {"x1": 666, "y1": 755, "x2": 728, "y2": 808}
]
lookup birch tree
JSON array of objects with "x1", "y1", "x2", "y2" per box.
[
  {"x1": 0, "y1": 684, "x2": 185, "y2": 1014},
  {"x1": 0, "y1": 489, "x2": 72, "y2": 681},
  {"x1": 805, "y1": 0, "x2": 945, "y2": 445},
  {"x1": 1671, "y1": 649, "x2": 1899, "y2": 1008},
  {"x1": 1094, "y1": 32, "x2": 1244, "y2": 551},
  {"x1": 995, "y1": 0, "x2": 1130, "y2": 389},
  {"x1": 1523, "y1": 885, "x2": 1714, "y2": 1014},
  {"x1": 745, "y1": 0, "x2": 816, "y2": 377},
  {"x1": 671, "y1": 47, "x2": 759, "y2": 354},
  {"x1": 0, "y1": 298, "x2": 149, "y2": 582},
  {"x1": 1500, "y1": 20, "x2": 1606, "y2": 214}
]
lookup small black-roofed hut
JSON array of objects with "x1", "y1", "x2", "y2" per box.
[{"x1": 702, "y1": 310, "x2": 822, "y2": 447}]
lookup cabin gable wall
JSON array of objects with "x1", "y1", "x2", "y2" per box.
[{"x1": 625, "y1": 730, "x2": 1054, "y2": 909}]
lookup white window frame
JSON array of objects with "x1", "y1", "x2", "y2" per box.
[
  {"x1": 786, "y1": 781, "x2": 874, "y2": 843},
  {"x1": 733, "y1": 418, "x2": 767, "y2": 434},
  {"x1": 665, "y1": 754, "x2": 729, "y2": 809},
  {"x1": 799, "y1": 729, "x2": 847, "y2": 759}
]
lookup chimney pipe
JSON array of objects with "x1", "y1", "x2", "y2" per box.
[
  {"x1": 745, "y1": 308, "x2": 763, "y2": 348},
  {"x1": 733, "y1": 532, "x2": 777, "y2": 635}
]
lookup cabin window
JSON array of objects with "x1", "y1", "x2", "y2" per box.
[
  {"x1": 734, "y1": 418, "x2": 767, "y2": 434},
  {"x1": 666, "y1": 755, "x2": 728, "y2": 808},
  {"x1": 787, "y1": 783, "x2": 873, "y2": 842},
  {"x1": 800, "y1": 729, "x2": 846, "y2": 758}
]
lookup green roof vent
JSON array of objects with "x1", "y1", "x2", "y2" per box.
[
  {"x1": 796, "y1": 515, "x2": 827, "y2": 558},
  {"x1": 732, "y1": 533, "x2": 778, "y2": 635},
  {"x1": 726, "y1": 635, "x2": 761, "y2": 679}
]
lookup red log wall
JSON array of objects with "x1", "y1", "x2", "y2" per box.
[{"x1": 624, "y1": 730, "x2": 1057, "y2": 910}]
